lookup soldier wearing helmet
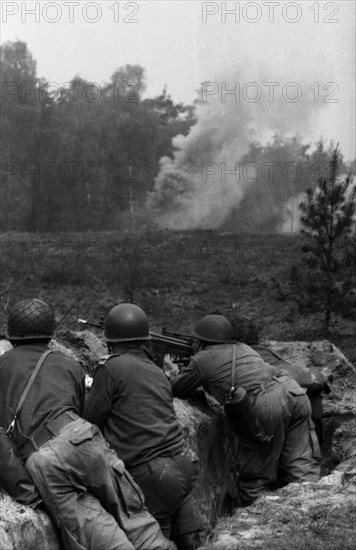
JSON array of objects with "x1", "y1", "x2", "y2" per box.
[
  {"x1": 0, "y1": 299, "x2": 171, "y2": 550},
  {"x1": 171, "y1": 314, "x2": 321, "y2": 506},
  {"x1": 84, "y1": 303, "x2": 202, "y2": 550},
  {"x1": 7, "y1": 298, "x2": 55, "y2": 341}
]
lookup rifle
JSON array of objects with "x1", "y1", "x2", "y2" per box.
[
  {"x1": 150, "y1": 331, "x2": 195, "y2": 368},
  {"x1": 78, "y1": 319, "x2": 103, "y2": 330},
  {"x1": 78, "y1": 319, "x2": 195, "y2": 369}
]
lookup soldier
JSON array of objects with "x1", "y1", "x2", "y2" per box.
[
  {"x1": 84, "y1": 303, "x2": 202, "y2": 550},
  {"x1": 228, "y1": 314, "x2": 330, "y2": 446},
  {"x1": 171, "y1": 314, "x2": 321, "y2": 506},
  {"x1": 0, "y1": 298, "x2": 170, "y2": 550}
]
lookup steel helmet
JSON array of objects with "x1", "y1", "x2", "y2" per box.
[
  {"x1": 104, "y1": 303, "x2": 151, "y2": 342},
  {"x1": 193, "y1": 314, "x2": 233, "y2": 343},
  {"x1": 8, "y1": 298, "x2": 55, "y2": 340}
]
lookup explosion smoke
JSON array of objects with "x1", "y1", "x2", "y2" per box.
[
  {"x1": 149, "y1": 64, "x2": 330, "y2": 231},
  {"x1": 278, "y1": 193, "x2": 306, "y2": 234}
]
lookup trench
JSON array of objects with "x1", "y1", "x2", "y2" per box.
[
  {"x1": 176, "y1": 389, "x2": 356, "y2": 546},
  {"x1": 219, "y1": 410, "x2": 353, "y2": 512},
  {"x1": 1, "y1": 336, "x2": 356, "y2": 549},
  {"x1": 321, "y1": 416, "x2": 344, "y2": 474},
  {"x1": 1, "y1": 400, "x2": 353, "y2": 550}
]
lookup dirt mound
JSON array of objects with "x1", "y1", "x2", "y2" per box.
[
  {"x1": 55, "y1": 329, "x2": 107, "y2": 374},
  {"x1": 267, "y1": 340, "x2": 356, "y2": 416},
  {"x1": 0, "y1": 340, "x2": 12, "y2": 355},
  {"x1": 199, "y1": 471, "x2": 356, "y2": 550},
  {"x1": 0, "y1": 494, "x2": 60, "y2": 550}
]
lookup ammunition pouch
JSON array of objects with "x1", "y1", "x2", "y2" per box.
[{"x1": 224, "y1": 387, "x2": 272, "y2": 443}]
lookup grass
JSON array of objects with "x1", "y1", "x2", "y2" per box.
[{"x1": 0, "y1": 230, "x2": 355, "y2": 364}]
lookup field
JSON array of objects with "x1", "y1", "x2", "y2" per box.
[{"x1": 0, "y1": 230, "x2": 355, "y2": 364}]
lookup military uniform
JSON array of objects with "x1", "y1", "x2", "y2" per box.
[
  {"x1": 0, "y1": 343, "x2": 169, "y2": 550},
  {"x1": 171, "y1": 342, "x2": 321, "y2": 505},
  {"x1": 84, "y1": 348, "x2": 202, "y2": 542},
  {"x1": 250, "y1": 344, "x2": 329, "y2": 446}
]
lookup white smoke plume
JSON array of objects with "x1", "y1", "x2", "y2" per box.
[
  {"x1": 342, "y1": 174, "x2": 356, "y2": 233},
  {"x1": 278, "y1": 175, "x2": 356, "y2": 235},
  {"x1": 149, "y1": 63, "x2": 330, "y2": 231},
  {"x1": 278, "y1": 193, "x2": 306, "y2": 234}
]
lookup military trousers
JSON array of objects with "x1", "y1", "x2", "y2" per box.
[
  {"x1": 128, "y1": 448, "x2": 201, "y2": 541},
  {"x1": 26, "y1": 418, "x2": 170, "y2": 550},
  {"x1": 236, "y1": 375, "x2": 321, "y2": 505}
]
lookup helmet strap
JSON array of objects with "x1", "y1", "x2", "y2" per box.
[{"x1": 107, "y1": 342, "x2": 114, "y2": 354}]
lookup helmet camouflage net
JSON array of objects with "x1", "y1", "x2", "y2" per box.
[{"x1": 8, "y1": 299, "x2": 55, "y2": 340}]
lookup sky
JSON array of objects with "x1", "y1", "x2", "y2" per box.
[{"x1": 1, "y1": 0, "x2": 355, "y2": 160}]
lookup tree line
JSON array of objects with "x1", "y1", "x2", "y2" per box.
[
  {"x1": 0, "y1": 41, "x2": 196, "y2": 232},
  {"x1": 1, "y1": 41, "x2": 354, "y2": 234},
  {"x1": 222, "y1": 136, "x2": 354, "y2": 233}
]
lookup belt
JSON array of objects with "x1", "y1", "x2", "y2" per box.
[
  {"x1": 19, "y1": 410, "x2": 79, "y2": 461},
  {"x1": 247, "y1": 373, "x2": 284, "y2": 397},
  {"x1": 129, "y1": 451, "x2": 181, "y2": 478}
]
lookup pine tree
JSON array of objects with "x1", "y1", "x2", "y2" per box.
[{"x1": 299, "y1": 146, "x2": 356, "y2": 330}]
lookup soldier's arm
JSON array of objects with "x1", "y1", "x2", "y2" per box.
[
  {"x1": 83, "y1": 364, "x2": 115, "y2": 428},
  {"x1": 171, "y1": 360, "x2": 204, "y2": 398}
]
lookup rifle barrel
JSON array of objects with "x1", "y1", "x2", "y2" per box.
[
  {"x1": 149, "y1": 332, "x2": 193, "y2": 353},
  {"x1": 162, "y1": 328, "x2": 195, "y2": 341},
  {"x1": 78, "y1": 319, "x2": 103, "y2": 329}
]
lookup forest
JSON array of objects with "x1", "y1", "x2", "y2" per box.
[{"x1": 1, "y1": 40, "x2": 355, "y2": 233}]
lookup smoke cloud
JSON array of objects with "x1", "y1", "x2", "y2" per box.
[
  {"x1": 277, "y1": 193, "x2": 306, "y2": 234},
  {"x1": 149, "y1": 63, "x2": 330, "y2": 231}
]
